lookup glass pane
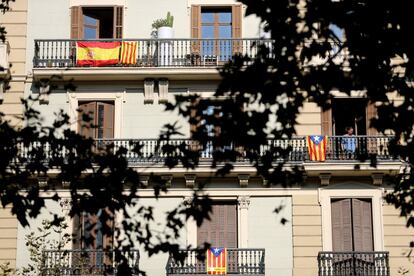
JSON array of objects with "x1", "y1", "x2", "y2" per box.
[
  {"x1": 219, "y1": 25, "x2": 232, "y2": 38},
  {"x1": 84, "y1": 27, "x2": 97, "y2": 39},
  {"x1": 201, "y1": 25, "x2": 214, "y2": 38},
  {"x1": 201, "y1": 12, "x2": 214, "y2": 23},
  {"x1": 219, "y1": 12, "x2": 231, "y2": 23},
  {"x1": 84, "y1": 15, "x2": 98, "y2": 26},
  {"x1": 97, "y1": 104, "x2": 104, "y2": 139}
]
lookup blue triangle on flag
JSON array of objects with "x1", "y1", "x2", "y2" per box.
[
  {"x1": 210, "y1": 247, "x2": 224, "y2": 257},
  {"x1": 310, "y1": 135, "x2": 324, "y2": 145}
]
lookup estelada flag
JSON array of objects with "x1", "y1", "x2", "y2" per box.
[
  {"x1": 207, "y1": 247, "x2": 227, "y2": 275},
  {"x1": 307, "y1": 135, "x2": 327, "y2": 161},
  {"x1": 76, "y1": 41, "x2": 121, "y2": 66},
  {"x1": 120, "y1": 41, "x2": 138, "y2": 64}
]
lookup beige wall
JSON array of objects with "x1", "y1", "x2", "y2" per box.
[
  {"x1": 296, "y1": 102, "x2": 322, "y2": 135},
  {"x1": 383, "y1": 203, "x2": 414, "y2": 275},
  {"x1": 0, "y1": 207, "x2": 18, "y2": 270},
  {"x1": 292, "y1": 193, "x2": 322, "y2": 276},
  {"x1": 0, "y1": 0, "x2": 27, "y2": 126}
]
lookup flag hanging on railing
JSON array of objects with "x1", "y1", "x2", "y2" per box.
[
  {"x1": 120, "y1": 41, "x2": 138, "y2": 64},
  {"x1": 76, "y1": 42, "x2": 121, "y2": 66},
  {"x1": 206, "y1": 247, "x2": 227, "y2": 275},
  {"x1": 307, "y1": 135, "x2": 327, "y2": 161}
]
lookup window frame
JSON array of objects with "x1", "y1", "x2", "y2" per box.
[{"x1": 319, "y1": 185, "x2": 385, "y2": 251}]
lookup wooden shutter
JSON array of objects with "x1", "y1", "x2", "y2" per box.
[
  {"x1": 352, "y1": 199, "x2": 374, "y2": 251},
  {"x1": 191, "y1": 5, "x2": 201, "y2": 53},
  {"x1": 331, "y1": 199, "x2": 353, "y2": 251},
  {"x1": 78, "y1": 101, "x2": 97, "y2": 138},
  {"x1": 321, "y1": 106, "x2": 332, "y2": 135},
  {"x1": 71, "y1": 6, "x2": 83, "y2": 39},
  {"x1": 113, "y1": 6, "x2": 123, "y2": 39},
  {"x1": 232, "y1": 5, "x2": 242, "y2": 54},
  {"x1": 366, "y1": 102, "x2": 377, "y2": 135},
  {"x1": 97, "y1": 102, "x2": 115, "y2": 139},
  {"x1": 197, "y1": 203, "x2": 237, "y2": 247}
]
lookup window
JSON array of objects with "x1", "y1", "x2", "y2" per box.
[
  {"x1": 197, "y1": 202, "x2": 237, "y2": 248},
  {"x1": 321, "y1": 98, "x2": 377, "y2": 135},
  {"x1": 191, "y1": 5, "x2": 242, "y2": 62},
  {"x1": 71, "y1": 6, "x2": 123, "y2": 39},
  {"x1": 78, "y1": 101, "x2": 114, "y2": 139},
  {"x1": 331, "y1": 198, "x2": 373, "y2": 251}
]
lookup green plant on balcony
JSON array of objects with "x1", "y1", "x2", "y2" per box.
[{"x1": 151, "y1": 12, "x2": 174, "y2": 38}]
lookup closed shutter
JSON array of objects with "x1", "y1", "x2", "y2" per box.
[
  {"x1": 71, "y1": 6, "x2": 83, "y2": 39},
  {"x1": 232, "y1": 5, "x2": 242, "y2": 54},
  {"x1": 321, "y1": 106, "x2": 332, "y2": 135},
  {"x1": 331, "y1": 199, "x2": 353, "y2": 251},
  {"x1": 366, "y1": 102, "x2": 377, "y2": 135},
  {"x1": 78, "y1": 101, "x2": 97, "y2": 139},
  {"x1": 197, "y1": 203, "x2": 237, "y2": 247},
  {"x1": 113, "y1": 6, "x2": 123, "y2": 39},
  {"x1": 191, "y1": 5, "x2": 201, "y2": 53},
  {"x1": 352, "y1": 199, "x2": 374, "y2": 251},
  {"x1": 97, "y1": 102, "x2": 115, "y2": 139}
]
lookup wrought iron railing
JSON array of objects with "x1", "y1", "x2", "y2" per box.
[
  {"x1": 318, "y1": 251, "x2": 390, "y2": 276},
  {"x1": 33, "y1": 38, "x2": 273, "y2": 68},
  {"x1": 165, "y1": 248, "x2": 265, "y2": 275},
  {"x1": 15, "y1": 136, "x2": 395, "y2": 165},
  {"x1": 41, "y1": 249, "x2": 140, "y2": 276}
]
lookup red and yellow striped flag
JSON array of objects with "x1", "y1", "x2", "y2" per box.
[
  {"x1": 120, "y1": 41, "x2": 138, "y2": 64},
  {"x1": 76, "y1": 42, "x2": 120, "y2": 66},
  {"x1": 206, "y1": 247, "x2": 227, "y2": 275},
  {"x1": 307, "y1": 135, "x2": 327, "y2": 161}
]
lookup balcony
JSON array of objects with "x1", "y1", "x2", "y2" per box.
[
  {"x1": 318, "y1": 251, "x2": 390, "y2": 276},
  {"x1": 32, "y1": 38, "x2": 273, "y2": 81},
  {"x1": 165, "y1": 248, "x2": 265, "y2": 275},
  {"x1": 41, "y1": 249, "x2": 140, "y2": 276},
  {"x1": 16, "y1": 136, "x2": 396, "y2": 166}
]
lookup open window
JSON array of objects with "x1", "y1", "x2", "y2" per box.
[
  {"x1": 71, "y1": 6, "x2": 123, "y2": 39},
  {"x1": 78, "y1": 101, "x2": 115, "y2": 140}
]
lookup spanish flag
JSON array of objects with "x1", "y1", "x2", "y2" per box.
[
  {"x1": 76, "y1": 42, "x2": 121, "y2": 66},
  {"x1": 120, "y1": 41, "x2": 138, "y2": 65},
  {"x1": 307, "y1": 135, "x2": 327, "y2": 161},
  {"x1": 207, "y1": 247, "x2": 227, "y2": 275}
]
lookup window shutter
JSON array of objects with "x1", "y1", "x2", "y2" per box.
[
  {"x1": 321, "y1": 106, "x2": 332, "y2": 135},
  {"x1": 366, "y1": 102, "x2": 377, "y2": 135},
  {"x1": 191, "y1": 5, "x2": 201, "y2": 53},
  {"x1": 78, "y1": 101, "x2": 97, "y2": 139},
  {"x1": 113, "y1": 6, "x2": 123, "y2": 39},
  {"x1": 71, "y1": 6, "x2": 83, "y2": 39},
  {"x1": 232, "y1": 5, "x2": 242, "y2": 39},
  {"x1": 331, "y1": 199, "x2": 353, "y2": 251},
  {"x1": 352, "y1": 199, "x2": 373, "y2": 251},
  {"x1": 99, "y1": 102, "x2": 115, "y2": 139}
]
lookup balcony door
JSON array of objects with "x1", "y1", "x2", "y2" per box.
[
  {"x1": 78, "y1": 101, "x2": 114, "y2": 140},
  {"x1": 331, "y1": 198, "x2": 374, "y2": 251},
  {"x1": 197, "y1": 202, "x2": 237, "y2": 248}
]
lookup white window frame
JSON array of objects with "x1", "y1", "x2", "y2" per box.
[
  {"x1": 67, "y1": 91, "x2": 124, "y2": 138},
  {"x1": 318, "y1": 185, "x2": 385, "y2": 251}
]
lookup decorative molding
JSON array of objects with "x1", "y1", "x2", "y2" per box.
[
  {"x1": 184, "y1": 174, "x2": 196, "y2": 188},
  {"x1": 319, "y1": 173, "x2": 331, "y2": 186},
  {"x1": 238, "y1": 174, "x2": 250, "y2": 187},
  {"x1": 144, "y1": 79, "x2": 154, "y2": 104},
  {"x1": 59, "y1": 198, "x2": 72, "y2": 211},
  {"x1": 371, "y1": 173, "x2": 384, "y2": 186},
  {"x1": 237, "y1": 196, "x2": 251, "y2": 210},
  {"x1": 158, "y1": 78, "x2": 169, "y2": 103},
  {"x1": 161, "y1": 174, "x2": 173, "y2": 187},
  {"x1": 139, "y1": 175, "x2": 150, "y2": 187},
  {"x1": 38, "y1": 176, "x2": 48, "y2": 188}
]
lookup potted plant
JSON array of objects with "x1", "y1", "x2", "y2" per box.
[
  {"x1": 152, "y1": 12, "x2": 174, "y2": 66},
  {"x1": 151, "y1": 12, "x2": 174, "y2": 39}
]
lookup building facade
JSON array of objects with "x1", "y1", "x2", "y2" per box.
[{"x1": 0, "y1": 0, "x2": 413, "y2": 275}]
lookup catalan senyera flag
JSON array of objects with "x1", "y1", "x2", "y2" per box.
[
  {"x1": 206, "y1": 247, "x2": 227, "y2": 275},
  {"x1": 120, "y1": 41, "x2": 138, "y2": 64},
  {"x1": 76, "y1": 41, "x2": 121, "y2": 66},
  {"x1": 307, "y1": 135, "x2": 327, "y2": 161}
]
